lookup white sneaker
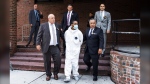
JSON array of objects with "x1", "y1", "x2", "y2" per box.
[
  {"x1": 73, "y1": 76, "x2": 79, "y2": 81},
  {"x1": 64, "y1": 77, "x2": 70, "y2": 83}
]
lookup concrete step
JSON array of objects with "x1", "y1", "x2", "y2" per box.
[
  {"x1": 10, "y1": 57, "x2": 110, "y2": 66},
  {"x1": 10, "y1": 61, "x2": 110, "y2": 75},
  {"x1": 13, "y1": 52, "x2": 110, "y2": 60}
]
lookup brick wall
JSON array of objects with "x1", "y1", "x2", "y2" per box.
[
  {"x1": 17, "y1": 0, "x2": 140, "y2": 43},
  {"x1": 110, "y1": 51, "x2": 140, "y2": 84},
  {"x1": 17, "y1": 0, "x2": 34, "y2": 41},
  {"x1": 10, "y1": 0, "x2": 17, "y2": 56}
]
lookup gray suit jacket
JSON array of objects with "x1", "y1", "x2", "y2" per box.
[
  {"x1": 94, "y1": 11, "x2": 111, "y2": 33},
  {"x1": 36, "y1": 22, "x2": 64, "y2": 53}
]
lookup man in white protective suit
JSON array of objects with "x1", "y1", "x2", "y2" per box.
[{"x1": 64, "y1": 20, "x2": 83, "y2": 83}]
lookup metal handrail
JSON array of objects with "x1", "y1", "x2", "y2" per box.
[
  {"x1": 112, "y1": 19, "x2": 140, "y2": 54},
  {"x1": 22, "y1": 24, "x2": 31, "y2": 41},
  {"x1": 112, "y1": 31, "x2": 140, "y2": 34},
  {"x1": 112, "y1": 19, "x2": 140, "y2": 22}
]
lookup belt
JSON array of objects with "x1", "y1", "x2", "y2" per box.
[{"x1": 49, "y1": 45, "x2": 57, "y2": 47}]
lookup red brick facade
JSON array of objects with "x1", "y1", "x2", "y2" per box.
[
  {"x1": 16, "y1": 0, "x2": 140, "y2": 42},
  {"x1": 10, "y1": 0, "x2": 17, "y2": 56},
  {"x1": 110, "y1": 51, "x2": 140, "y2": 84}
]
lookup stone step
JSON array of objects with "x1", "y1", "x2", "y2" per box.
[
  {"x1": 10, "y1": 57, "x2": 110, "y2": 66},
  {"x1": 17, "y1": 45, "x2": 86, "y2": 49},
  {"x1": 10, "y1": 61, "x2": 110, "y2": 75},
  {"x1": 17, "y1": 48, "x2": 39, "y2": 52},
  {"x1": 13, "y1": 52, "x2": 110, "y2": 60},
  {"x1": 17, "y1": 47, "x2": 111, "y2": 52},
  {"x1": 17, "y1": 48, "x2": 85, "y2": 53}
]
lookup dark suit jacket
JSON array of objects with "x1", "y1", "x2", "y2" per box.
[
  {"x1": 83, "y1": 27, "x2": 104, "y2": 55},
  {"x1": 61, "y1": 11, "x2": 79, "y2": 31},
  {"x1": 36, "y1": 22, "x2": 64, "y2": 53},
  {"x1": 29, "y1": 9, "x2": 43, "y2": 26}
]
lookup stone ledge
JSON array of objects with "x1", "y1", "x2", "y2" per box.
[{"x1": 110, "y1": 50, "x2": 140, "y2": 58}]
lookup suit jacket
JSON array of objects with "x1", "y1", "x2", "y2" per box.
[
  {"x1": 61, "y1": 11, "x2": 79, "y2": 31},
  {"x1": 83, "y1": 27, "x2": 104, "y2": 55},
  {"x1": 36, "y1": 22, "x2": 64, "y2": 53},
  {"x1": 94, "y1": 11, "x2": 111, "y2": 33},
  {"x1": 29, "y1": 9, "x2": 43, "y2": 26}
]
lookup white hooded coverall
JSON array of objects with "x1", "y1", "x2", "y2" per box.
[{"x1": 64, "y1": 26, "x2": 83, "y2": 78}]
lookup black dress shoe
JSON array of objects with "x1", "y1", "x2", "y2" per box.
[
  {"x1": 85, "y1": 66, "x2": 91, "y2": 72},
  {"x1": 93, "y1": 76, "x2": 97, "y2": 81},
  {"x1": 25, "y1": 44, "x2": 29, "y2": 47},
  {"x1": 46, "y1": 76, "x2": 51, "y2": 81},
  {"x1": 101, "y1": 54, "x2": 105, "y2": 57},
  {"x1": 54, "y1": 74, "x2": 58, "y2": 80}
]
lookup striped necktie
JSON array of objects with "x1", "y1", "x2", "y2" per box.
[{"x1": 67, "y1": 11, "x2": 71, "y2": 26}]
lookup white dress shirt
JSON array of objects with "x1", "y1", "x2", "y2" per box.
[
  {"x1": 48, "y1": 22, "x2": 58, "y2": 45},
  {"x1": 100, "y1": 11, "x2": 104, "y2": 20},
  {"x1": 67, "y1": 11, "x2": 72, "y2": 26}
]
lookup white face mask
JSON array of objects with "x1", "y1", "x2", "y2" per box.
[{"x1": 74, "y1": 25, "x2": 78, "y2": 30}]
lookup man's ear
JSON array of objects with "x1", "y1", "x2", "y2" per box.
[{"x1": 71, "y1": 24, "x2": 74, "y2": 27}]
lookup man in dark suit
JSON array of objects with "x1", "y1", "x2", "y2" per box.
[
  {"x1": 36, "y1": 14, "x2": 64, "y2": 81},
  {"x1": 26, "y1": 4, "x2": 43, "y2": 47},
  {"x1": 83, "y1": 19, "x2": 104, "y2": 81},
  {"x1": 61, "y1": 4, "x2": 79, "y2": 56}
]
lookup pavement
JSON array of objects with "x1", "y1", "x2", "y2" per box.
[{"x1": 10, "y1": 70, "x2": 115, "y2": 84}]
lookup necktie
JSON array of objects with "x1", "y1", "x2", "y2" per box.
[
  {"x1": 100, "y1": 11, "x2": 103, "y2": 20},
  {"x1": 88, "y1": 28, "x2": 93, "y2": 37},
  {"x1": 67, "y1": 11, "x2": 70, "y2": 26},
  {"x1": 51, "y1": 24, "x2": 57, "y2": 45},
  {"x1": 35, "y1": 10, "x2": 39, "y2": 21}
]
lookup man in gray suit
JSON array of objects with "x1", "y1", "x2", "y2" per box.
[
  {"x1": 36, "y1": 14, "x2": 64, "y2": 81},
  {"x1": 94, "y1": 3, "x2": 111, "y2": 57}
]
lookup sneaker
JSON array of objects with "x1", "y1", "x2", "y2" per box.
[
  {"x1": 64, "y1": 77, "x2": 70, "y2": 83},
  {"x1": 73, "y1": 76, "x2": 79, "y2": 81}
]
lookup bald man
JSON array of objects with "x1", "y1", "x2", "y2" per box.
[{"x1": 36, "y1": 14, "x2": 64, "y2": 81}]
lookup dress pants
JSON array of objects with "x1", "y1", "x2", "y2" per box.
[
  {"x1": 102, "y1": 33, "x2": 107, "y2": 54},
  {"x1": 83, "y1": 49, "x2": 99, "y2": 76},
  {"x1": 43, "y1": 46, "x2": 61, "y2": 76},
  {"x1": 28, "y1": 21, "x2": 40, "y2": 45}
]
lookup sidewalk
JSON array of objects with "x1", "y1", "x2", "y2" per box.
[{"x1": 10, "y1": 70, "x2": 115, "y2": 84}]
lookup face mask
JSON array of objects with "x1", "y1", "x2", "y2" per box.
[{"x1": 74, "y1": 25, "x2": 78, "y2": 30}]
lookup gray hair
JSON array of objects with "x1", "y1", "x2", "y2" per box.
[{"x1": 48, "y1": 14, "x2": 55, "y2": 18}]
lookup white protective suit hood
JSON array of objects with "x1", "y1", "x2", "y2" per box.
[{"x1": 64, "y1": 26, "x2": 83, "y2": 57}]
